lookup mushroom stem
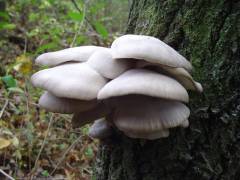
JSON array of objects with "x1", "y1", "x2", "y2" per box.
[
  {"x1": 71, "y1": 102, "x2": 111, "y2": 128},
  {"x1": 89, "y1": 119, "x2": 113, "y2": 139}
]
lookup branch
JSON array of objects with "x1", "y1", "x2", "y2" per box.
[
  {"x1": 70, "y1": 0, "x2": 96, "y2": 33},
  {"x1": 0, "y1": 169, "x2": 15, "y2": 180},
  {"x1": 31, "y1": 114, "x2": 54, "y2": 174}
]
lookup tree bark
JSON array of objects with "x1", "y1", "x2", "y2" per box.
[
  {"x1": 94, "y1": 0, "x2": 240, "y2": 179},
  {"x1": 0, "y1": 0, "x2": 5, "y2": 11}
]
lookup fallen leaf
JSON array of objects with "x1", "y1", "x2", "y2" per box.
[{"x1": 0, "y1": 137, "x2": 11, "y2": 149}]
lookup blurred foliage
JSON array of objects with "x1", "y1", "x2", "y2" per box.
[{"x1": 0, "y1": 0, "x2": 128, "y2": 179}]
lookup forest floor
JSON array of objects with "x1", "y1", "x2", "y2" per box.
[{"x1": 0, "y1": 0, "x2": 128, "y2": 179}]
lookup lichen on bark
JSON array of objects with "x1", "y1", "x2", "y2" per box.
[{"x1": 94, "y1": 0, "x2": 240, "y2": 180}]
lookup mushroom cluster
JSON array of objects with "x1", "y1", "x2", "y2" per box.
[{"x1": 31, "y1": 34, "x2": 203, "y2": 140}]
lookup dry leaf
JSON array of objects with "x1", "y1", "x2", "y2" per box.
[
  {"x1": 0, "y1": 137, "x2": 11, "y2": 149},
  {"x1": 14, "y1": 54, "x2": 32, "y2": 74}
]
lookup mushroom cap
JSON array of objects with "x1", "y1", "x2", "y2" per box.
[
  {"x1": 72, "y1": 103, "x2": 111, "y2": 128},
  {"x1": 89, "y1": 119, "x2": 112, "y2": 139},
  {"x1": 31, "y1": 63, "x2": 108, "y2": 100},
  {"x1": 111, "y1": 34, "x2": 192, "y2": 71},
  {"x1": 98, "y1": 69, "x2": 189, "y2": 103},
  {"x1": 39, "y1": 91, "x2": 98, "y2": 114},
  {"x1": 87, "y1": 48, "x2": 132, "y2": 79},
  {"x1": 157, "y1": 67, "x2": 203, "y2": 92},
  {"x1": 112, "y1": 95, "x2": 190, "y2": 133},
  {"x1": 124, "y1": 129, "x2": 170, "y2": 140},
  {"x1": 136, "y1": 61, "x2": 203, "y2": 92},
  {"x1": 35, "y1": 46, "x2": 106, "y2": 67},
  {"x1": 180, "y1": 119, "x2": 189, "y2": 128}
]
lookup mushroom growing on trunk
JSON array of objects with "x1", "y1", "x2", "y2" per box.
[{"x1": 31, "y1": 34, "x2": 202, "y2": 140}]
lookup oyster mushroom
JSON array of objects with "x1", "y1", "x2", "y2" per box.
[
  {"x1": 136, "y1": 61, "x2": 203, "y2": 93},
  {"x1": 88, "y1": 119, "x2": 113, "y2": 139},
  {"x1": 71, "y1": 102, "x2": 111, "y2": 128},
  {"x1": 31, "y1": 63, "x2": 108, "y2": 100},
  {"x1": 31, "y1": 34, "x2": 203, "y2": 140},
  {"x1": 98, "y1": 68, "x2": 189, "y2": 103},
  {"x1": 87, "y1": 48, "x2": 132, "y2": 79},
  {"x1": 111, "y1": 34, "x2": 192, "y2": 71},
  {"x1": 35, "y1": 46, "x2": 107, "y2": 67},
  {"x1": 107, "y1": 95, "x2": 190, "y2": 140},
  {"x1": 39, "y1": 91, "x2": 98, "y2": 114},
  {"x1": 124, "y1": 129, "x2": 170, "y2": 140}
]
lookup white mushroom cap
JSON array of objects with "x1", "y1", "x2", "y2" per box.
[
  {"x1": 89, "y1": 119, "x2": 112, "y2": 139},
  {"x1": 98, "y1": 69, "x2": 189, "y2": 103},
  {"x1": 111, "y1": 34, "x2": 192, "y2": 71},
  {"x1": 72, "y1": 103, "x2": 111, "y2": 128},
  {"x1": 31, "y1": 63, "x2": 108, "y2": 100},
  {"x1": 180, "y1": 119, "x2": 189, "y2": 128},
  {"x1": 112, "y1": 95, "x2": 190, "y2": 133},
  {"x1": 136, "y1": 61, "x2": 203, "y2": 92},
  {"x1": 35, "y1": 46, "x2": 107, "y2": 67},
  {"x1": 157, "y1": 68, "x2": 203, "y2": 93},
  {"x1": 87, "y1": 48, "x2": 132, "y2": 79},
  {"x1": 124, "y1": 129, "x2": 170, "y2": 140},
  {"x1": 39, "y1": 91, "x2": 97, "y2": 114}
]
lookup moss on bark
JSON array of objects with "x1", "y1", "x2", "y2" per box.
[{"x1": 94, "y1": 0, "x2": 240, "y2": 179}]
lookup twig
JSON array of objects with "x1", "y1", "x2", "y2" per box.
[
  {"x1": 0, "y1": 99, "x2": 9, "y2": 119},
  {"x1": 50, "y1": 135, "x2": 82, "y2": 175},
  {"x1": 23, "y1": 77, "x2": 32, "y2": 172},
  {"x1": 23, "y1": 36, "x2": 27, "y2": 54},
  {"x1": 0, "y1": 97, "x2": 38, "y2": 107},
  {"x1": 70, "y1": 0, "x2": 97, "y2": 34},
  {"x1": 0, "y1": 169, "x2": 15, "y2": 180},
  {"x1": 70, "y1": 4, "x2": 86, "y2": 47},
  {"x1": 31, "y1": 114, "x2": 54, "y2": 175}
]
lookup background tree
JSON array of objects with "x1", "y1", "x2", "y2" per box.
[
  {"x1": 0, "y1": 0, "x2": 5, "y2": 11},
  {"x1": 95, "y1": 0, "x2": 240, "y2": 179}
]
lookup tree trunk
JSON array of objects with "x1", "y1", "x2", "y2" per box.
[
  {"x1": 0, "y1": 0, "x2": 5, "y2": 11},
  {"x1": 94, "y1": 0, "x2": 240, "y2": 179}
]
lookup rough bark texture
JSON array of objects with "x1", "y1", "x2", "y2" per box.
[{"x1": 94, "y1": 0, "x2": 240, "y2": 179}]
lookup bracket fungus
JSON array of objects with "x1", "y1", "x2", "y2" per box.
[{"x1": 31, "y1": 34, "x2": 203, "y2": 140}]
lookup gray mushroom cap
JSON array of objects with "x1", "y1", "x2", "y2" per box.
[
  {"x1": 31, "y1": 63, "x2": 108, "y2": 100},
  {"x1": 39, "y1": 91, "x2": 97, "y2": 114},
  {"x1": 112, "y1": 95, "x2": 190, "y2": 134},
  {"x1": 98, "y1": 69, "x2": 189, "y2": 103},
  {"x1": 124, "y1": 129, "x2": 170, "y2": 140},
  {"x1": 35, "y1": 46, "x2": 107, "y2": 67},
  {"x1": 87, "y1": 48, "x2": 132, "y2": 79},
  {"x1": 136, "y1": 61, "x2": 203, "y2": 92},
  {"x1": 111, "y1": 34, "x2": 192, "y2": 71},
  {"x1": 89, "y1": 119, "x2": 113, "y2": 139},
  {"x1": 180, "y1": 119, "x2": 189, "y2": 128}
]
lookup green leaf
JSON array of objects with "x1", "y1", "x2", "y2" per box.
[
  {"x1": 94, "y1": 21, "x2": 108, "y2": 39},
  {"x1": 68, "y1": 12, "x2": 83, "y2": 21},
  {"x1": 28, "y1": 13, "x2": 39, "y2": 22},
  {"x1": 1, "y1": 75, "x2": 17, "y2": 88},
  {"x1": 85, "y1": 146, "x2": 94, "y2": 158},
  {"x1": 8, "y1": 87, "x2": 24, "y2": 94},
  {"x1": 41, "y1": 170, "x2": 49, "y2": 177},
  {"x1": 0, "y1": 11, "x2": 9, "y2": 20},
  {"x1": 36, "y1": 42, "x2": 57, "y2": 54},
  {"x1": 0, "y1": 22, "x2": 16, "y2": 30},
  {"x1": 90, "y1": 2, "x2": 105, "y2": 14}
]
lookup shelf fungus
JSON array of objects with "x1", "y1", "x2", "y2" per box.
[{"x1": 31, "y1": 34, "x2": 203, "y2": 140}]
